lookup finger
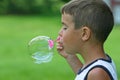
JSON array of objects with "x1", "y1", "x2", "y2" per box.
[
  {"x1": 57, "y1": 46, "x2": 63, "y2": 50},
  {"x1": 56, "y1": 42, "x2": 63, "y2": 49}
]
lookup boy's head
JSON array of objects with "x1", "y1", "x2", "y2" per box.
[{"x1": 61, "y1": 0, "x2": 114, "y2": 43}]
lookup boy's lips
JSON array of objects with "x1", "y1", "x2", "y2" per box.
[
  {"x1": 56, "y1": 36, "x2": 64, "y2": 45},
  {"x1": 57, "y1": 36, "x2": 61, "y2": 41}
]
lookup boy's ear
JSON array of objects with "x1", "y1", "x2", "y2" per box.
[{"x1": 81, "y1": 26, "x2": 91, "y2": 41}]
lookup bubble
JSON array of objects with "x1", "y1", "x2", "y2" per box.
[{"x1": 28, "y1": 36, "x2": 54, "y2": 64}]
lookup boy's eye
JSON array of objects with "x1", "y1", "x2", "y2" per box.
[
  {"x1": 63, "y1": 27, "x2": 67, "y2": 30},
  {"x1": 62, "y1": 25, "x2": 68, "y2": 30}
]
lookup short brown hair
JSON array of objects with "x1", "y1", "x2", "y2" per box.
[{"x1": 61, "y1": 0, "x2": 114, "y2": 43}]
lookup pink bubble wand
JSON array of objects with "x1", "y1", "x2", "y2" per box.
[{"x1": 48, "y1": 36, "x2": 61, "y2": 49}]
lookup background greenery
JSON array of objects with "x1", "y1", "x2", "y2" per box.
[
  {"x1": 0, "y1": 15, "x2": 119, "y2": 80},
  {"x1": 0, "y1": 0, "x2": 69, "y2": 15}
]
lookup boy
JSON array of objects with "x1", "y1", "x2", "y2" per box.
[{"x1": 56, "y1": 0, "x2": 118, "y2": 80}]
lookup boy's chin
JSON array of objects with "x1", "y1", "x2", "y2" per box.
[{"x1": 65, "y1": 49, "x2": 76, "y2": 55}]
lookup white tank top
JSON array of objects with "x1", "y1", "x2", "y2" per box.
[{"x1": 75, "y1": 55, "x2": 118, "y2": 80}]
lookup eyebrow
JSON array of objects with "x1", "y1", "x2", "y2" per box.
[{"x1": 61, "y1": 22, "x2": 68, "y2": 27}]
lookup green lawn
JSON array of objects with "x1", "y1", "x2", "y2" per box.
[{"x1": 0, "y1": 15, "x2": 119, "y2": 80}]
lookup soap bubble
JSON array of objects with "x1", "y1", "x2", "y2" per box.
[{"x1": 28, "y1": 36, "x2": 54, "y2": 64}]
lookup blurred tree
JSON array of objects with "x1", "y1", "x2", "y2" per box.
[
  {"x1": 7, "y1": 0, "x2": 33, "y2": 14},
  {"x1": 30, "y1": 0, "x2": 53, "y2": 14},
  {"x1": 0, "y1": 0, "x2": 9, "y2": 14},
  {"x1": 61, "y1": 0, "x2": 70, "y2": 3},
  {"x1": 0, "y1": 0, "x2": 64, "y2": 15}
]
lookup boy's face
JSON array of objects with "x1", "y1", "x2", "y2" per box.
[{"x1": 58, "y1": 13, "x2": 82, "y2": 54}]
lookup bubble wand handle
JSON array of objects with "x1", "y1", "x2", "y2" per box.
[
  {"x1": 48, "y1": 40, "x2": 54, "y2": 49},
  {"x1": 48, "y1": 36, "x2": 60, "y2": 49}
]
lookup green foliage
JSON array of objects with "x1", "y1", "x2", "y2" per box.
[
  {"x1": 61, "y1": 0, "x2": 70, "y2": 3},
  {"x1": 0, "y1": 0, "x2": 64, "y2": 15},
  {"x1": 7, "y1": 0, "x2": 32, "y2": 14},
  {"x1": 0, "y1": 0, "x2": 9, "y2": 14}
]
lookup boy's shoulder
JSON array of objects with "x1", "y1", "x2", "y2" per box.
[
  {"x1": 87, "y1": 67, "x2": 111, "y2": 80},
  {"x1": 75, "y1": 55, "x2": 117, "y2": 80}
]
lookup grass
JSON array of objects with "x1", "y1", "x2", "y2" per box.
[{"x1": 0, "y1": 15, "x2": 119, "y2": 80}]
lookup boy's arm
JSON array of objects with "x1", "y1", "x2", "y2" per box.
[
  {"x1": 56, "y1": 40, "x2": 83, "y2": 74},
  {"x1": 65, "y1": 54, "x2": 83, "y2": 74}
]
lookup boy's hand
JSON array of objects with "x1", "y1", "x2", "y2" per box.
[
  {"x1": 56, "y1": 36, "x2": 83, "y2": 74},
  {"x1": 56, "y1": 36, "x2": 75, "y2": 59},
  {"x1": 56, "y1": 36, "x2": 69, "y2": 58}
]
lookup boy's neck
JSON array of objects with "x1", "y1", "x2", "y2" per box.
[{"x1": 80, "y1": 42, "x2": 107, "y2": 68}]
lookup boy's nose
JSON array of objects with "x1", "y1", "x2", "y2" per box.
[{"x1": 58, "y1": 29, "x2": 63, "y2": 37}]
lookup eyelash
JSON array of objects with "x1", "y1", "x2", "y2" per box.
[
  {"x1": 63, "y1": 26, "x2": 67, "y2": 30},
  {"x1": 63, "y1": 27, "x2": 67, "y2": 30}
]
